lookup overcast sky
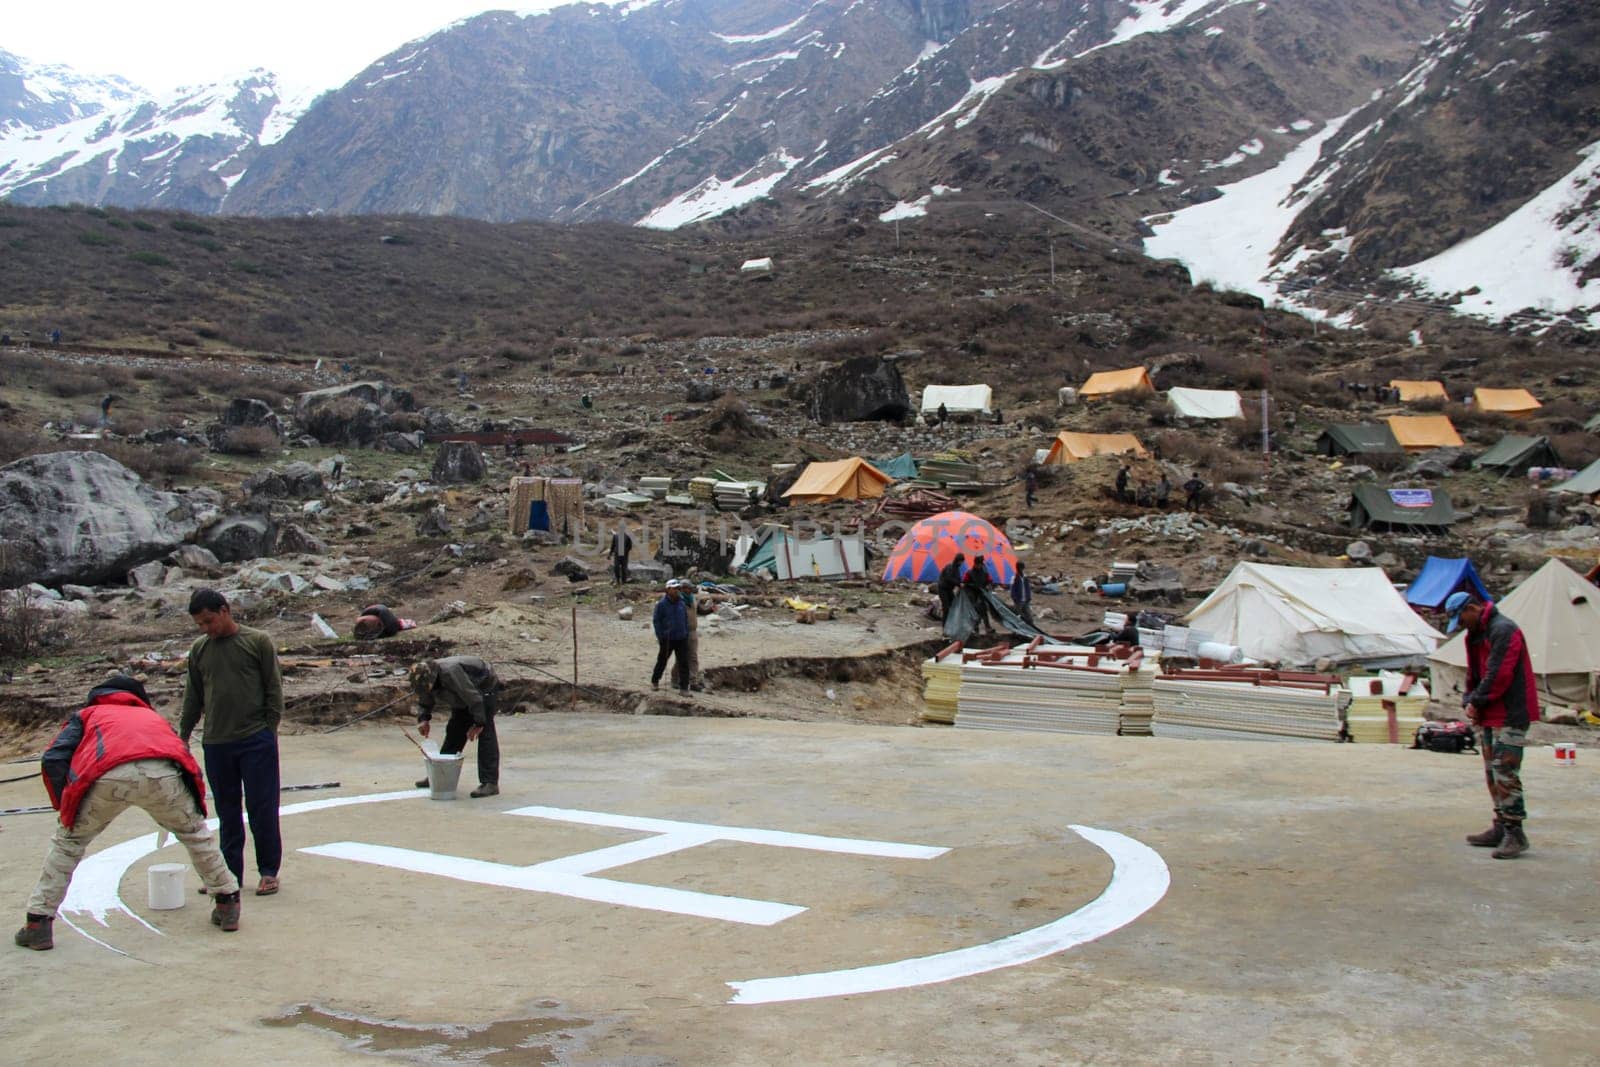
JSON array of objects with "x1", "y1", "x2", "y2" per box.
[{"x1": 5, "y1": 2, "x2": 571, "y2": 95}]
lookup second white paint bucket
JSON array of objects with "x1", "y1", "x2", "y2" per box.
[
  {"x1": 148, "y1": 863, "x2": 187, "y2": 910},
  {"x1": 424, "y1": 753, "x2": 465, "y2": 800}
]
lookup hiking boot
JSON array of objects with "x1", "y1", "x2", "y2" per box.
[
  {"x1": 1466, "y1": 822, "x2": 1505, "y2": 848},
  {"x1": 14, "y1": 914, "x2": 52, "y2": 951},
  {"x1": 470, "y1": 783, "x2": 499, "y2": 798},
  {"x1": 415, "y1": 778, "x2": 430, "y2": 789},
  {"x1": 1492, "y1": 826, "x2": 1529, "y2": 860},
  {"x1": 210, "y1": 893, "x2": 241, "y2": 932}
]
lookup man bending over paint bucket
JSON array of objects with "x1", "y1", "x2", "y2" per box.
[
  {"x1": 16, "y1": 676, "x2": 242, "y2": 950},
  {"x1": 410, "y1": 657, "x2": 501, "y2": 798}
]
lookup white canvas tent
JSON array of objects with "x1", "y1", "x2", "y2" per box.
[
  {"x1": 1184, "y1": 563, "x2": 1443, "y2": 666},
  {"x1": 921, "y1": 384, "x2": 993, "y2": 415},
  {"x1": 1167, "y1": 387, "x2": 1244, "y2": 420},
  {"x1": 1429, "y1": 558, "x2": 1600, "y2": 709}
]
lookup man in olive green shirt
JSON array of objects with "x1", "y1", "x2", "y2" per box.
[{"x1": 181, "y1": 588, "x2": 285, "y2": 896}]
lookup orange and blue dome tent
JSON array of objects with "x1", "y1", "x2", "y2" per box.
[{"x1": 882, "y1": 510, "x2": 1019, "y2": 585}]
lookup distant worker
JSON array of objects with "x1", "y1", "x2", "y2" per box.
[
  {"x1": 99, "y1": 393, "x2": 119, "y2": 428},
  {"x1": 651, "y1": 579, "x2": 691, "y2": 694},
  {"x1": 937, "y1": 402, "x2": 949, "y2": 426},
  {"x1": 1009, "y1": 561, "x2": 1035, "y2": 628},
  {"x1": 353, "y1": 604, "x2": 415, "y2": 639},
  {"x1": 609, "y1": 523, "x2": 634, "y2": 585},
  {"x1": 16, "y1": 676, "x2": 242, "y2": 950},
  {"x1": 1156, "y1": 475, "x2": 1172, "y2": 509},
  {"x1": 410, "y1": 656, "x2": 501, "y2": 798},
  {"x1": 1024, "y1": 467, "x2": 1038, "y2": 510},
  {"x1": 1115, "y1": 464, "x2": 1131, "y2": 503},
  {"x1": 580, "y1": 393, "x2": 593, "y2": 410},
  {"x1": 936, "y1": 553, "x2": 966, "y2": 620},
  {"x1": 682, "y1": 582, "x2": 705, "y2": 692},
  {"x1": 49, "y1": 328, "x2": 61, "y2": 345},
  {"x1": 1183, "y1": 475, "x2": 1205, "y2": 510},
  {"x1": 963, "y1": 555, "x2": 997, "y2": 636},
  {"x1": 330, "y1": 457, "x2": 345, "y2": 484},
  {"x1": 1446, "y1": 592, "x2": 1540, "y2": 859}
]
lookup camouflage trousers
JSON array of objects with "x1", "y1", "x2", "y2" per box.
[
  {"x1": 1478, "y1": 726, "x2": 1527, "y2": 826},
  {"x1": 27, "y1": 759, "x2": 238, "y2": 917}
]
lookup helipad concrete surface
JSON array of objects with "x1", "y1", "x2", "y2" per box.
[{"x1": 1, "y1": 713, "x2": 1596, "y2": 1065}]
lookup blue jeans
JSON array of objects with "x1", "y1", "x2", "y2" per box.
[{"x1": 203, "y1": 728, "x2": 282, "y2": 882}]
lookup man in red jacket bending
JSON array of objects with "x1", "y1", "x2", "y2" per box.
[
  {"x1": 1445, "y1": 592, "x2": 1542, "y2": 860},
  {"x1": 15, "y1": 676, "x2": 241, "y2": 951}
]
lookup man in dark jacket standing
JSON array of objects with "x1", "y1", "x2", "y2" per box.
[
  {"x1": 181, "y1": 588, "x2": 284, "y2": 896},
  {"x1": 964, "y1": 556, "x2": 997, "y2": 636},
  {"x1": 652, "y1": 579, "x2": 691, "y2": 693},
  {"x1": 18, "y1": 677, "x2": 241, "y2": 950},
  {"x1": 411, "y1": 656, "x2": 502, "y2": 798},
  {"x1": 1009, "y1": 560, "x2": 1035, "y2": 627},
  {"x1": 936, "y1": 553, "x2": 966, "y2": 621},
  {"x1": 1446, "y1": 592, "x2": 1541, "y2": 859},
  {"x1": 609, "y1": 524, "x2": 634, "y2": 585}
]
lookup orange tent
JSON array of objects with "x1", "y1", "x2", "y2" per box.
[
  {"x1": 1043, "y1": 431, "x2": 1148, "y2": 465},
  {"x1": 1080, "y1": 367, "x2": 1154, "y2": 399},
  {"x1": 1474, "y1": 387, "x2": 1541, "y2": 418},
  {"x1": 1391, "y1": 380, "x2": 1449, "y2": 403},
  {"x1": 781, "y1": 457, "x2": 892, "y2": 503},
  {"x1": 1387, "y1": 415, "x2": 1464, "y2": 452}
]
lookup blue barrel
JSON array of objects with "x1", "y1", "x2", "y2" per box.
[{"x1": 1099, "y1": 582, "x2": 1127, "y2": 597}]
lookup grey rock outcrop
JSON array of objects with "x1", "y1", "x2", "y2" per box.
[
  {"x1": 796, "y1": 356, "x2": 911, "y2": 425},
  {"x1": 201, "y1": 514, "x2": 277, "y2": 563},
  {"x1": 295, "y1": 381, "x2": 415, "y2": 446},
  {"x1": 0, "y1": 451, "x2": 203, "y2": 588},
  {"x1": 275, "y1": 523, "x2": 328, "y2": 555},
  {"x1": 243, "y1": 462, "x2": 326, "y2": 499},
  {"x1": 416, "y1": 507, "x2": 452, "y2": 538},
  {"x1": 432, "y1": 442, "x2": 486, "y2": 484}
]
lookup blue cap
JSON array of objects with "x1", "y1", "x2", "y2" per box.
[{"x1": 1443, "y1": 590, "x2": 1474, "y2": 634}]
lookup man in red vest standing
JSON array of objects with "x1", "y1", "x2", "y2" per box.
[
  {"x1": 1446, "y1": 591, "x2": 1542, "y2": 859},
  {"x1": 15, "y1": 676, "x2": 241, "y2": 951}
]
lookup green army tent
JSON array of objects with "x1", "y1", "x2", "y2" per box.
[
  {"x1": 1349, "y1": 485, "x2": 1455, "y2": 533},
  {"x1": 1316, "y1": 424, "x2": 1404, "y2": 458}
]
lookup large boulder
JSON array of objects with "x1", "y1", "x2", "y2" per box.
[
  {"x1": 243, "y1": 462, "x2": 325, "y2": 500},
  {"x1": 295, "y1": 381, "x2": 414, "y2": 446},
  {"x1": 207, "y1": 397, "x2": 285, "y2": 453},
  {"x1": 0, "y1": 451, "x2": 203, "y2": 588},
  {"x1": 432, "y1": 441, "x2": 486, "y2": 484},
  {"x1": 793, "y1": 355, "x2": 911, "y2": 424},
  {"x1": 200, "y1": 514, "x2": 277, "y2": 563}
]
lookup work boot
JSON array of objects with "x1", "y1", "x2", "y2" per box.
[
  {"x1": 470, "y1": 783, "x2": 499, "y2": 798},
  {"x1": 14, "y1": 914, "x2": 53, "y2": 951},
  {"x1": 210, "y1": 892, "x2": 241, "y2": 932},
  {"x1": 1492, "y1": 825, "x2": 1529, "y2": 860},
  {"x1": 1466, "y1": 821, "x2": 1505, "y2": 848}
]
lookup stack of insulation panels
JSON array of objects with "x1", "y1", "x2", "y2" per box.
[
  {"x1": 713, "y1": 481, "x2": 763, "y2": 510},
  {"x1": 637, "y1": 476, "x2": 673, "y2": 499},
  {"x1": 954, "y1": 646, "x2": 1132, "y2": 736},
  {"x1": 920, "y1": 655, "x2": 964, "y2": 725},
  {"x1": 1119, "y1": 663, "x2": 1157, "y2": 735},
  {"x1": 688, "y1": 477, "x2": 719, "y2": 504},
  {"x1": 1345, "y1": 673, "x2": 1431, "y2": 744},
  {"x1": 1151, "y1": 670, "x2": 1348, "y2": 743}
]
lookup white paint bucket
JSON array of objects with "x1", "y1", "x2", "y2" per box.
[
  {"x1": 424, "y1": 753, "x2": 465, "y2": 800},
  {"x1": 1554, "y1": 743, "x2": 1577, "y2": 767},
  {"x1": 147, "y1": 863, "x2": 187, "y2": 910}
]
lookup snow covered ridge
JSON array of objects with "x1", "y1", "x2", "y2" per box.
[
  {"x1": 0, "y1": 48, "x2": 146, "y2": 135},
  {"x1": 0, "y1": 70, "x2": 314, "y2": 205},
  {"x1": 1392, "y1": 141, "x2": 1600, "y2": 328}
]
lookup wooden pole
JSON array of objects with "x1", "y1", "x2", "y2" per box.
[{"x1": 571, "y1": 604, "x2": 578, "y2": 712}]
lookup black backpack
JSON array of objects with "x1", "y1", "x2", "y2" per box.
[{"x1": 1412, "y1": 720, "x2": 1477, "y2": 753}]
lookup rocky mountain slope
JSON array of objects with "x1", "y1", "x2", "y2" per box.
[
  {"x1": 1144, "y1": 0, "x2": 1600, "y2": 329},
  {"x1": 0, "y1": 48, "x2": 143, "y2": 134}
]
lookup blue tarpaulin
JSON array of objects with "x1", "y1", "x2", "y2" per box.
[
  {"x1": 874, "y1": 453, "x2": 919, "y2": 481},
  {"x1": 1404, "y1": 556, "x2": 1490, "y2": 610}
]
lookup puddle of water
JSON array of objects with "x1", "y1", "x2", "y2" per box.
[{"x1": 263, "y1": 1002, "x2": 592, "y2": 1064}]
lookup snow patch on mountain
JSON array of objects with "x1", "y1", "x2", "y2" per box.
[
  {"x1": 637, "y1": 150, "x2": 802, "y2": 229},
  {"x1": 1392, "y1": 141, "x2": 1600, "y2": 327},
  {"x1": 1142, "y1": 114, "x2": 1352, "y2": 316}
]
